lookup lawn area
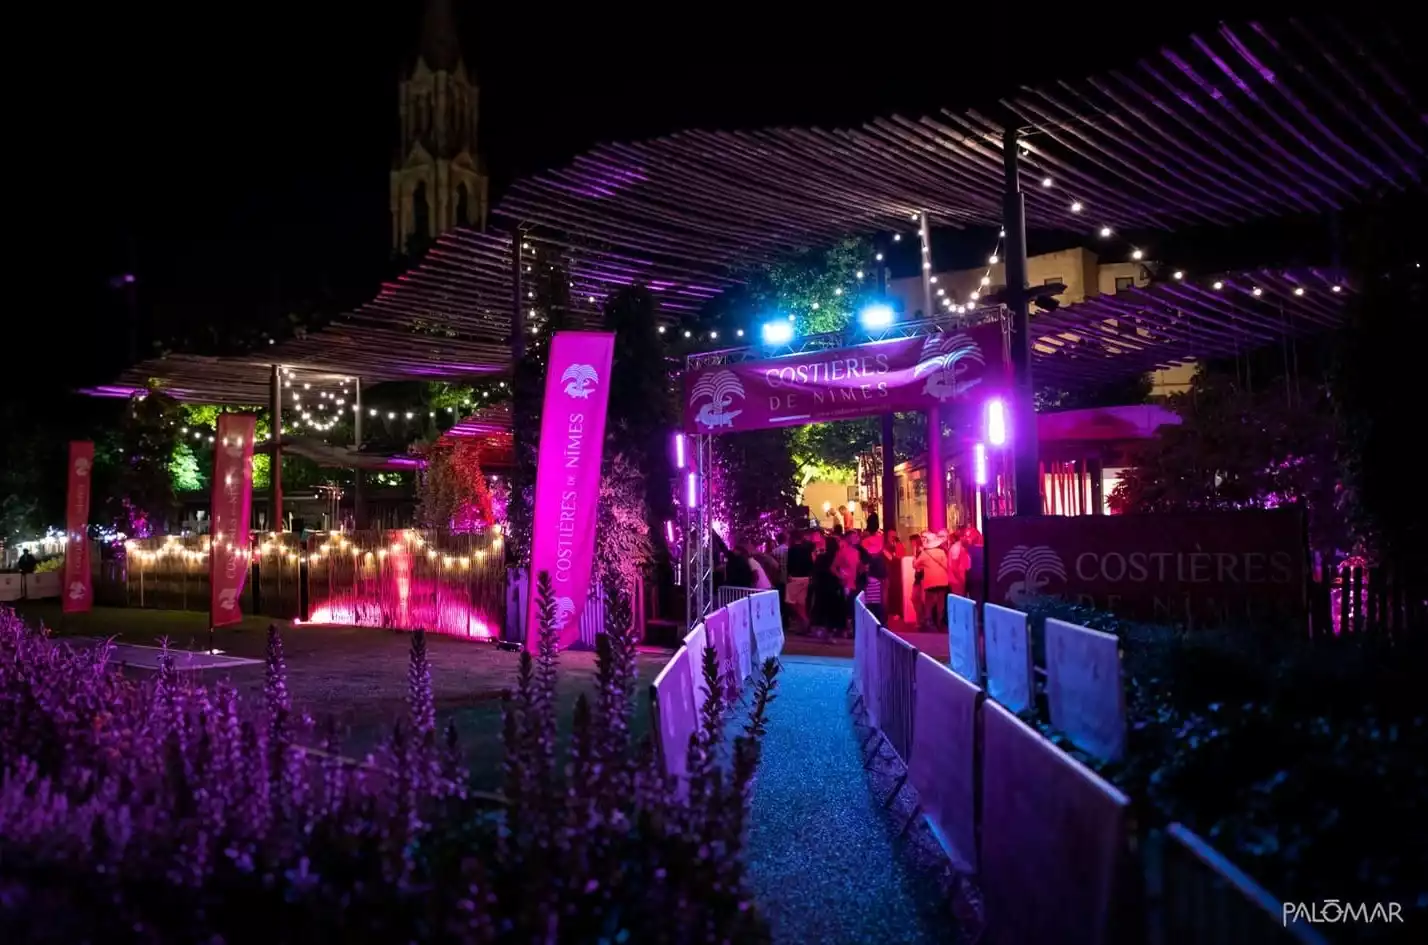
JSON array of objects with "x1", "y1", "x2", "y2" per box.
[{"x1": 14, "y1": 603, "x2": 671, "y2": 790}]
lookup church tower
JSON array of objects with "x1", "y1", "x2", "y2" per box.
[{"x1": 390, "y1": 0, "x2": 489, "y2": 255}]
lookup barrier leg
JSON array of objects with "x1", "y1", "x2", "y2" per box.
[
  {"x1": 860, "y1": 730, "x2": 884, "y2": 766},
  {"x1": 883, "y1": 772, "x2": 908, "y2": 810},
  {"x1": 898, "y1": 803, "x2": 924, "y2": 840}
]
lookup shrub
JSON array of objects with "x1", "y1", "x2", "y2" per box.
[
  {"x1": 1013, "y1": 596, "x2": 1428, "y2": 938},
  {"x1": 0, "y1": 579, "x2": 779, "y2": 943}
]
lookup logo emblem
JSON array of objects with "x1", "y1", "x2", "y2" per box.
[
  {"x1": 551, "y1": 596, "x2": 578, "y2": 630},
  {"x1": 561, "y1": 364, "x2": 600, "y2": 399},
  {"x1": 220, "y1": 434, "x2": 246, "y2": 460},
  {"x1": 689, "y1": 370, "x2": 746, "y2": 430},
  {"x1": 996, "y1": 544, "x2": 1067, "y2": 606},
  {"x1": 67, "y1": 581, "x2": 87, "y2": 601},
  {"x1": 217, "y1": 588, "x2": 239, "y2": 612},
  {"x1": 914, "y1": 332, "x2": 986, "y2": 401},
  {"x1": 73, "y1": 457, "x2": 91, "y2": 477}
]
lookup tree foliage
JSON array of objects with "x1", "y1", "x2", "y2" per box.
[
  {"x1": 1110, "y1": 363, "x2": 1350, "y2": 554},
  {"x1": 412, "y1": 438, "x2": 495, "y2": 532},
  {"x1": 603, "y1": 286, "x2": 677, "y2": 566},
  {"x1": 1332, "y1": 196, "x2": 1428, "y2": 576},
  {"x1": 595, "y1": 453, "x2": 655, "y2": 590}
]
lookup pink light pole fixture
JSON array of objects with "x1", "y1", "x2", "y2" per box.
[
  {"x1": 985, "y1": 398, "x2": 1007, "y2": 447},
  {"x1": 974, "y1": 442, "x2": 988, "y2": 486},
  {"x1": 686, "y1": 472, "x2": 699, "y2": 508},
  {"x1": 674, "y1": 432, "x2": 686, "y2": 469}
]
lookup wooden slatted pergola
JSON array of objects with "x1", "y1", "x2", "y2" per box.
[{"x1": 92, "y1": 19, "x2": 1422, "y2": 410}]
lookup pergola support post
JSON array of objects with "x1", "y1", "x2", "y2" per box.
[
  {"x1": 926, "y1": 407, "x2": 946, "y2": 532},
  {"x1": 881, "y1": 412, "x2": 897, "y2": 535},
  {"x1": 1002, "y1": 128, "x2": 1041, "y2": 517},
  {"x1": 269, "y1": 364, "x2": 284, "y2": 532},
  {"x1": 352, "y1": 377, "x2": 364, "y2": 530}
]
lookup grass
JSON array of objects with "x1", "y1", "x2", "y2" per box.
[{"x1": 14, "y1": 603, "x2": 669, "y2": 790}]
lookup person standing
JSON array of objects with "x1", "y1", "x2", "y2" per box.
[
  {"x1": 810, "y1": 536, "x2": 848, "y2": 639},
  {"x1": 859, "y1": 531, "x2": 888, "y2": 624},
  {"x1": 865, "y1": 509, "x2": 880, "y2": 536},
  {"x1": 914, "y1": 530, "x2": 952, "y2": 631},
  {"x1": 784, "y1": 530, "x2": 815, "y2": 631}
]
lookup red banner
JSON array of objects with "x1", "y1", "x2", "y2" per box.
[
  {"x1": 527, "y1": 332, "x2": 616, "y2": 649},
  {"x1": 682, "y1": 322, "x2": 1006, "y2": 435},
  {"x1": 209, "y1": 414, "x2": 257, "y2": 627},
  {"x1": 62, "y1": 442, "x2": 94, "y2": 613},
  {"x1": 985, "y1": 510, "x2": 1306, "y2": 624}
]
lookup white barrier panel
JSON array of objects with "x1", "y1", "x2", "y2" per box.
[
  {"x1": 0, "y1": 573, "x2": 22, "y2": 602},
  {"x1": 981, "y1": 699, "x2": 1132, "y2": 945},
  {"x1": 726, "y1": 596, "x2": 753, "y2": 681},
  {"x1": 947, "y1": 593, "x2": 981, "y2": 682},
  {"x1": 853, "y1": 595, "x2": 881, "y2": 726},
  {"x1": 25, "y1": 572, "x2": 61, "y2": 600},
  {"x1": 748, "y1": 590, "x2": 784, "y2": 665},
  {"x1": 908, "y1": 653, "x2": 981, "y2": 873},
  {"x1": 704, "y1": 607, "x2": 739, "y2": 700},
  {"x1": 984, "y1": 603, "x2": 1034, "y2": 713},
  {"x1": 683, "y1": 621, "x2": 710, "y2": 717},
  {"x1": 1045, "y1": 618, "x2": 1127, "y2": 763},
  {"x1": 651, "y1": 646, "x2": 698, "y2": 782}
]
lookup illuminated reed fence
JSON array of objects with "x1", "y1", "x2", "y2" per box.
[
  {"x1": 304, "y1": 528, "x2": 506, "y2": 639},
  {"x1": 123, "y1": 535, "x2": 214, "y2": 611}
]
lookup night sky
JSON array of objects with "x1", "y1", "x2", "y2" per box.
[{"x1": 44, "y1": 4, "x2": 1282, "y2": 390}]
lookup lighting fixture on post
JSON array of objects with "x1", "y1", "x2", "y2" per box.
[
  {"x1": 686, "y1": 472, "x2": 699, "y2": 508},
  {"x1": 761, "y1": 320, "x2": 794, "y2": 345},
  {"x1": 859, "y1": 303, "x2": 895, "y2": 331},
  {"x1": 673, "y1": 432, "x2": 686, "y2": 469},
  {"x1": 985, "y1": 398, "x2": 1007, "y2": 447}
]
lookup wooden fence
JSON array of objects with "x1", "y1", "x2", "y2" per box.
[{"x1": 1309, "y1": 561, "x2": 1426, "y2": 640}]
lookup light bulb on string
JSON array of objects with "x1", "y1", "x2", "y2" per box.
[
  {"x1": 1099, "y1": 227, "x2": 1112, "y2": 238},
  {"x1": 988, "y1": 254, "x2": 999, "y2": 264},
  {"x1": 1332, "y1": 285, "x2": 1342, "y2": 293},
  {"x1": 1213, "y1": 281, "x2": 1224, "y2": 290},
  {"x1": 1131, "y1": 249, "x2": 1144, "y2": 261},
  {"x1": 1251, "y1": 287, "x2": 1262, "y2": 297},
  {"x1": 875, "y1": 252, "x2": 884, "y2": 261},
  {"x1": 1041, "y1": 177, "x2": 1053, "y2": 188},
  {"x1": 1293, "y1": 287, "x2": 1305, "y2": 296},
  {"x1": 1172, "y1": 271, "x2": 1184, "y2": 280},
  {"x1": 892, "y1": 234, "x2": 902, "y2": 242},
  {"x1": 1070, "y1": 201, "x2": 1083, "y2": 213}
]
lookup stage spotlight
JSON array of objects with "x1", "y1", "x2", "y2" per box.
[
  {"x1": 859, "y1": 304, "x2": 895, "y2": 330},
  {"x1": 761, "y1": 321, "x2": 794, "y2": 345}
]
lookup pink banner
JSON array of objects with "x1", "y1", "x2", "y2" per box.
[
  {"x1": 527, "y1": 332, "x2": 616, "y2": 649},
  {"x1": 209, "y1": 414, "x2": 256, "y2": 628},
  {"x1": 62, "y1": 442, "x2": 94, "y2": 613},
  {"x1": 683, "y1": 322, "x2": 1006, "y2": 434}
]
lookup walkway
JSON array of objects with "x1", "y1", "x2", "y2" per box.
[{"x1": 746, "y1": 656, "x2": 950, "y2": 945}]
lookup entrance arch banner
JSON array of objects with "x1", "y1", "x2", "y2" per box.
[{"x1": 683, "y1": 322, "x2": 1005, "y2": 434}]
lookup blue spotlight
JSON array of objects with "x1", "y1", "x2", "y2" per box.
[
  {"x1": 859, "y1": 304, "x2": 895, "y2": 330},
  {"x1": 761, "y1": 321, "x2": 794, "y2": 345}
]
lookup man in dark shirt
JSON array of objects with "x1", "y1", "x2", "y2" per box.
[{"x1": 783, "y1": 530, "x2": 815, "y2": 630}]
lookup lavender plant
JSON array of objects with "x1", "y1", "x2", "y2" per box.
[{"x1": 0, "y1": 582, "x2": 777, "y2": 943}]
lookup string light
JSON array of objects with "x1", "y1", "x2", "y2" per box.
[
  {"x1": 1041, "y1": 177, "x2": 1053, "y2": 188},
  {"x1": 1213, "y1": 281, "x2": 1224, "y2": 290},
  {"x1": 1293, "y1": 287, "x2": 1305, "y2": 296},
  {"x1": 1173, "y1": 271, "x2": 1184, "y2": 280},
  {"x1": 1099, "y1": 227, "x2": 1112, "y2": 238},
  {"x1": 1070, "y1": 201, "x2": 1084, "y2": 213},
  {"x1": 1131, "y1": 249, "x2": 1144, "y2": 261}
]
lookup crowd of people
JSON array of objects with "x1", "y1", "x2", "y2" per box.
[{"x1": 720, "y1": 518, "x2": 982, "y2": 639}]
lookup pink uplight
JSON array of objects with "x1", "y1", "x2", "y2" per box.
[
  {"x1": 986, "y1": 398, "x2": 1007, "y2": 447},
  {"x1": 686, "y1": 472, "x2": 699, "y2": 508},
  {"x1": 665, "y1": 519, "x2": 675, "y2": 543},
  {"x1": 674, "y1": 433, "x2": 686, "y2": 469},
  {"x1": 974, "y1": 442, "x2": 988, "y2": 486}
]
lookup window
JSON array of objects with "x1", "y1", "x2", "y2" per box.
[{"x1": 1114, "y1": 276, "x2": 1135, "y2": 292}]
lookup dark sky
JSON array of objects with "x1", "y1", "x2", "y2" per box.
[{"x1": 46, "y1": 4, "x2": 1274, "y2": 389}]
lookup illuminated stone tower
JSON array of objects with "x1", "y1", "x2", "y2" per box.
[{"x1": 390, "y1": 0, "x2": 489, "y2": 255}]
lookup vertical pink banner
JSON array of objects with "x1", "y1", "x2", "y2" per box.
[
  {"x1": 209, "y1": 414, "x2": 257, "y2": 628},
  {"x1": 527, "y1": 331, "x2": 616, "y2": 649},
  {"x1": 62, "y1": 441, "x2": 95, "y2": 613}
]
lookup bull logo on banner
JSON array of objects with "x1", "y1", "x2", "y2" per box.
[
  {"x1": 914, "y1": 332, "x2": 985, "y2": 402},
  {"x1": 551, "y1": 596, "x2": 578, "y2": 629},
  {"x1": 217, "y1": 588, "x2": 239, "y2": 612},
  {"x1": 561, "y1": 364, "x2": 600, "y2": 399},
  {"x1": 73, "y1": 457, "x2": 91, "y2": 477},
  {"x1": 997, "y1": 545, "x2": 1068, "y2": 606},
  {"x1": 68, "y1": 581, "x2": 87, "y2": 601},
  {"x1": 689, "y1": 370, "x2": 746, "y2": 430}
]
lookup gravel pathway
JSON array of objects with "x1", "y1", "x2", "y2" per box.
[{"x1": 747, "y1": 656, "x2": 951, "y2": 945}]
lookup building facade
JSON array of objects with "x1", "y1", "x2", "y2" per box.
[
  {"x1": 888, "y1": 247, "x2": 1194, "y2": 397},
  {"x1": 390, "y1": 0, "x2": 489, "y2": 255}
]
